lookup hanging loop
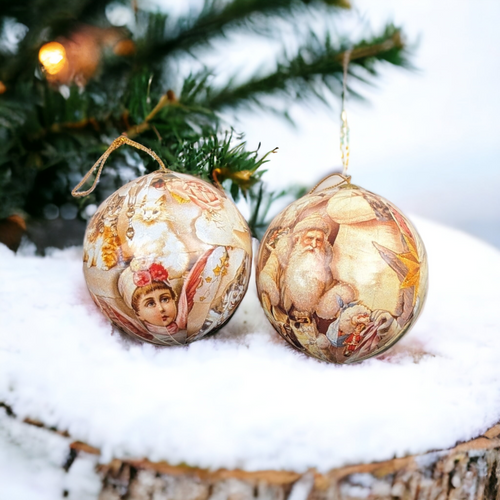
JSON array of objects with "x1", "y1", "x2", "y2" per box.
[
  {"x1": 71, "y1": 135, "x2": 169, "y2": 198},
  {"x1": 309, "y1": 172, "x2": 351, "y2": 194}
]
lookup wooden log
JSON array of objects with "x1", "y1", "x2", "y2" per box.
[
  {"x1": 3, "y1": 404, "x2": 500, "y2": 500},
  {"x1": 95, "y1": 425, "x2": 500, "y2": 500}
]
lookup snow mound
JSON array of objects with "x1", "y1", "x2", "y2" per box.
[{"x1": 1, "y1": 217, "x2": 499, "y2": 472}]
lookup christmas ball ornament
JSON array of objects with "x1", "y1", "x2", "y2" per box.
[
  {"x1": 256, "y1": 174, "x2": 428, "y2": 363},
  {"x1": 74, "y1": 137, "x2": 252, "y2": 345}
]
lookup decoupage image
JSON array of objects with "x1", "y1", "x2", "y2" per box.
[
  {"x1": 257, "y1": 184, "x2": 428, "y2": 363},
  {"x1": 83, "y1": 171, "x2": 252, "y2": 345}
]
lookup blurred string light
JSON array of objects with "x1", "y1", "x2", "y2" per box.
[
  {"x1": 43, "y1": 204, "x2": 59, "y2": 220},
  {"x1": 38, "y1": 42, "x2": 67, "y2": 75},
  {"x1": 37, "y1": 27, "x2": 135, "y2": 87}
]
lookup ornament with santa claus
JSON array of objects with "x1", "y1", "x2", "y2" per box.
[{"x1": 256, "y1": 180, "x2": 428, "y2": 363}]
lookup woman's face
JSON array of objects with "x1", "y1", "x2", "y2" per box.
[{"x1": 136, "y1": 289, "x2": 177, "y2": 327}]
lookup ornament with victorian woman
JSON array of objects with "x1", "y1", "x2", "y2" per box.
[{"x1": 83, "y1": 169, "x2": 252, "y2": 345}]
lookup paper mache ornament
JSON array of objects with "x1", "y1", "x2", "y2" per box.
[
  {"x1": 256, "y1": 174, "x2": 428, "y2": 363},
  {"x1": 73, "y1": 137, "x2": 252, "y2": 346}
]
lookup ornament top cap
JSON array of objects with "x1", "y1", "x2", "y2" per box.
[{"x1": 309, "y1": 173, "x2": 352, "y2": 195}]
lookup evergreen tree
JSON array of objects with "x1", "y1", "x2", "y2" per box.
[{"x1": 0, "y1": 0, "x2": 409, "y2": 239}]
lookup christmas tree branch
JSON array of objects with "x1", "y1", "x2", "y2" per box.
[
  {"x1": 0, "y1": 0, "x2": 414, "y2": 232},
  {"x1": 126, "y1": 90, "x2": 178, "y2": 139},
  {"x1": 139, "y1": 0, "x2": 350, "y2": 63},
  {"x1": 203, "y1": 26, "x2": 407, "y2": 111}
]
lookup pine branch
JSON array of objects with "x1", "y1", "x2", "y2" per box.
[
  {"x1": 0, "y1": 0, "x2": 414, "y2": 236},
  {"x1": 201, "y1": 25, "x2": 407, "y2": 112},
  {"x1": 0, "y1": 72, "x2": 272, "y2": 220},
  {"x1": 138, "y1": 0, "x2": 350, "y2": 63}
]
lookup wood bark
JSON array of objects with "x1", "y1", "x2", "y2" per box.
[
  {"x1": 3, "y1": 404, "x2": 500, "y2": 500},
  {"x1": 94, "y1": 425, "x2": 500, "y2": 500}
]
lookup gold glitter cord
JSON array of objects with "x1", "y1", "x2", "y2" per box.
[
  {"x1": 72, "y1": 135, "x2": 169, "y2": 198},
  {"x1": 309, "y1": 172, "x2": 351, "y2": 194},
  {"x1": 340, "y1": 49, "x2": 352, "y2": 176}
]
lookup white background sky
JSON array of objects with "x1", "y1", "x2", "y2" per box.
[{"x1": 152, "y1": 0, "x2": 500, "y2": 246}]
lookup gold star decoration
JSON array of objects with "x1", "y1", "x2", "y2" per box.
[
  {"x1": 373, "y1": 234, "x2": 421, "y2": 306},
  {"x1": 397, "y1": 234, "x2": 421, "y2": 294}
]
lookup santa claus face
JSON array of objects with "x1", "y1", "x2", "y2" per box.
[
  {"x1": 285, "y1": 229, "x2": 330, "y2": 313},
  {"x1": 136, "y1": 288, "x2": 177, "y2": 327},
  {"x1": 300, "y1": 230, "x2": 325, "y2": 251}
]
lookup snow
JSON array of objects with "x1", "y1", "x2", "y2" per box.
[
  {"x1": 1, "y1": 216, "x2": 500, "y2": 491},
  {"x1": 0, "y1": 408, "x2": 101, "y2": 499}
]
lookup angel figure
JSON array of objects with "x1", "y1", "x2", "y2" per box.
[{"x1": 116, "y1": 249, "x2": 215, "y2": 345}]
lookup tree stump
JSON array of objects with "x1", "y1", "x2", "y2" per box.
[
  {"x1": 8, "y1": 409, "x2": 497, "y2": 500},
  {"x1": 94, "y1": 425, "x2": 500, "y2": 500}
]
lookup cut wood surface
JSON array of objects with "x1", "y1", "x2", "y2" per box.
[
  {"x1": 4, "y1": 405, "x2": 500, "y2": 500},
  {"x1": 96, "y1": 431, "x2": 500, "y2": 500}
]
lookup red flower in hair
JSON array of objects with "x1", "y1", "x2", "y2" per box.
[
  {"x1": 134, "y1": 270, "x2": 152, "y2": 287},
  {"x1": 149, "y1": 263, "x2": 169, "y2": 282}
]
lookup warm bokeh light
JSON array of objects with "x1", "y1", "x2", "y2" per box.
[
  {"x1": 38, "y1": 42, "x2": 67, "y2": 75},
  {"x1": 113, "y1": 38, "x2": 136, "y2": 56},
  {"x1": 37, "y1": 29, "x2": 134, "y2": 86}
]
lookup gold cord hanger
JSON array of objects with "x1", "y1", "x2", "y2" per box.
[
  {"x1": 340, "y1": 48, "x2": 352, "y2": 177},
  {"x1": 72, "y1": 135, "x2": 169, "y2": 198},
  {"x1": 308, "y1": 49, "x2": 353, "y2": 195}
]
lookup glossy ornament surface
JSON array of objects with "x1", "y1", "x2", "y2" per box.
[
  {"x1": 83, "y1": 171, "x2": 252, "y2": 345},
  {"x1": 256, "y1": 176, "x2": 428, "y2": 363}
]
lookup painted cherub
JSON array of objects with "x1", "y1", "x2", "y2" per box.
[
  {"x1": 129, "y1": 266, "x2": 178, "y2": 330},
  {"x1": 118, "y1": 251, "x2": 214, "y2": 345}
]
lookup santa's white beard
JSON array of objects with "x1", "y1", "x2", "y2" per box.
[{"x1": 284, "y1": 246, "x2": 328, "y2": 313}]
